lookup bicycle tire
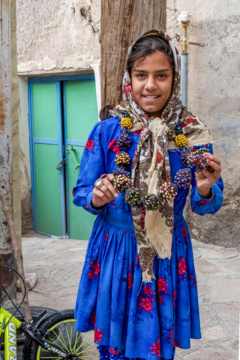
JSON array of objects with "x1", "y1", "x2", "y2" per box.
[{"x1": 26, "y1": 309, "x2": 99, "y2": 360}]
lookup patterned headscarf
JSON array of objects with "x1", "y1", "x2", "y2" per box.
[{"x1": 111, "y1": 30, "x2": 212, "y2": 282}]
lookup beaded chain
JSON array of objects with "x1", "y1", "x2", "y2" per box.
[{"x1": 112, "y1": 115, "x2": 210, "y2": 211}]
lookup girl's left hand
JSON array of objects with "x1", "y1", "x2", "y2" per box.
[{"x1": 195, "y1": 153, "x2": 222, "y2": 198}]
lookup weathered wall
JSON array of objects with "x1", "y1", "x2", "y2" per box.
[
  {"x1": 167, "y1": 1, "x2": 240, "y2": 247},
  {"x1": 0, "y1": 0, "x2": 20, "y2": 300},
  {"x1": 17, "y1": 0, "x2": 101, "y2": 74}
]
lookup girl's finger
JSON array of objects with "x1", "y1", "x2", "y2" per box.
[
  {"x1": 205, "y1": 159, "x2": 221, "y2": 174},
  {"x1": 93, "y1": 188, "x2": 109, "y2": 203},
  {"x1": 204, "y1": 153, "x2": 221, "y2": 166},
  {"x1": 103, "y1": 178, "x2": 119, "y2": 197}
]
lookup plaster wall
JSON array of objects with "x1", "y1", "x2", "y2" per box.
[
  {"x1": 167, "y1": 0, "x2": 240, "y2": 247},
  {"x1": 17, "y1": 0, "x2": 101, "y2": 75},
  {"x1": 0, "y1": 0, "x2": 20, "y2": 299}
]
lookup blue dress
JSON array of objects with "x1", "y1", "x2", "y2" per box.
[{"x1": 73, "y1": 117, "x2": 224, "y2": 360}]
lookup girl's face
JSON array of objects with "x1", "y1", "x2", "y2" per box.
[{"x1": 131, "y1": 51, "x2": 173, "y2": 117}]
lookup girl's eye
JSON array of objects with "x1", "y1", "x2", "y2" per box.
[
  {"x1": 158, "y1": 74, "x2": 167, "y2": 79},
  {"x1": 136, "y1": 74, "x2": 145, "y2": 79}
]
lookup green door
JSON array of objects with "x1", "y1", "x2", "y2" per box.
[
  {"x1": 64, "y1": 81, "x2": 98, "y2": 240},
  {"x1": 29, "y1": 75, "x2": 98, "y2": 239},
  {"x1": 31, "y1": 82, "x2": 65, "y2": 236}
]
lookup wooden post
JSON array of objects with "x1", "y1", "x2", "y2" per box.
[{"x1": 100, "y1": 0, "x2": 166, "y2": 108}]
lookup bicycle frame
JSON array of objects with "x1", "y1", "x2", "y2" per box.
[
  {"x1": 0, "y1": 307, "x2": 76, "y2": 360},
  {"x1": 0, "y1": 308, "x2": 21, "y2": 360}
]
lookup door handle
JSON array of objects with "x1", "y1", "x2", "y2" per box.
[
  {"x1": 56, "y1": 159, "x2": 66, "y2": 170},
  {"x1": 70, "y1": 146, "x2": 80, "y2": 170}
]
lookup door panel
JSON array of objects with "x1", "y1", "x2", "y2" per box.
[
  {"x1": 32, "y1": 84, "x2": 59, "y2": 139},
  {"x1": 34, "y1": 143, "x2": 62, "y2": 235},
  {"x1": 30, "y1": 82, "x2": 65, "y2": 236},
  {"x1": 64, "y1": 81, "x2": 98, "y2": 240}
]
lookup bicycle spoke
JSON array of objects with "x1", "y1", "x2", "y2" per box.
[
  {"x1": 75, "y1": 331, "x2": 93, "y2": 353},
  {"x1": 65, "y1": 323, "x2": 73, "y2": 352}
]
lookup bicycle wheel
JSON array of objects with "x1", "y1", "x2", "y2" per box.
[{"x1": 27, "y1": 309, "x2": 99, "y2": 360}]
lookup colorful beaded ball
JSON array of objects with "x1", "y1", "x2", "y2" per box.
[
  {"x1": 158, "y1": 182, "x2": 178, "y2": 202},
  {"x1": 143, "y1": 193, "x2": 160, "y2": 211},
  {"x1": 179, "y1": 148, "x2": 192, "y2": 166},
  {"x1": 125, "y1": 188, "x2": 142, "y2": 207},
  {"x1": 175, "y1": 134, "x2": 188, "y2": 148},
  {"x1": 187, "y1": 148, "x2": 210, "y2": 173},
  {"x1": 121, "y1": 117, "x2": 133, "y2": 131},
  {"x1": 116, "y1": 133, "x2": 131, "y2": 149},
  {"x1": 115, "y1": 151, "x2": 131, "y2": 167},
  {"x1": 174, "y1": 168, "x2": 192, "y2": 189},
  {"x1": 113, "y1": 174, "x2": 131, "y2": 193},
  {"x1": 113, "y1": 168, "x2": 131, "y2": 178}
]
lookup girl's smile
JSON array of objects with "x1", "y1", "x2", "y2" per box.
[{"x1": 131, "y1": 51, "x2": 173, "y2": 117}]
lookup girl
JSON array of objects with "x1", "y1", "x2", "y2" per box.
[{"x1": 73, "y1": 30, "x2": 223, "y2": 360}]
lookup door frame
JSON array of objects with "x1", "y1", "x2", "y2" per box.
[{"x1": 28, "y1": 73, "x2": 96, "y2": 237}]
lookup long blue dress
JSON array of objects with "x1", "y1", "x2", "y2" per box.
[{"x1": 73, "y1": 116, "x2": 224, "y2": 360}]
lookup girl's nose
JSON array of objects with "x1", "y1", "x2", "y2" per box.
[{"x1": 145, "y1": 76, "x2": 157, "y2": 91}]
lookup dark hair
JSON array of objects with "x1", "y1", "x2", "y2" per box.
[
  {"x1": 127, "y1": 35, "x2": 175, "y2": 75},
  {"x1": 99, "y1": 104, "x2": 113, "y2": 121}
]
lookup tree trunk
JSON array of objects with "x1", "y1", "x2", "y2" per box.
[{"x1": 100, "y1": 0, "x2": 166, "y2": 108}]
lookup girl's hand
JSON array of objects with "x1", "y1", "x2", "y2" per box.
[
  {"x1": 92, "y1": 174, "x2": 118, "y2": 208},
  {"x1": 195, "y1": 153, "x2": 222, "y2": 198}
]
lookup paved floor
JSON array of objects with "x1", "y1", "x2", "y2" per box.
[{"x1": 21, "y1": 232, "x2": 239, "y2": 360}]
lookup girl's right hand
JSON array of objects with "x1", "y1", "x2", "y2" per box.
[{"x1": 91, "y1": 174, "x2": 119, "y2": 209}]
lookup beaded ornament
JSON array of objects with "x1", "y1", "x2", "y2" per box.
[{"x1": 112, "y1": 118, "x2": 209, "y2": 211}]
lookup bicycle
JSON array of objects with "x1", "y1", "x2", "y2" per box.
[{"x1": 0, "y1": 265, "x2": 98, "y2": 359}]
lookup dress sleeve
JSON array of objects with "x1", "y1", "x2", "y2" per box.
[
  {"x1": 190, "y1": 144, "x2": 224, "y2": 216},
  {"x1": 72, "y1": 121, "x2": 107, "y2": 215}
]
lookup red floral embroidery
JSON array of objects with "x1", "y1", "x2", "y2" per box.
[
  {"x1": 186, "y1": 118, "x2": 197, "y2": 124},
  {"x1": 173, "y1": 340, "x2": 181, "y2": 348},
  {"x1": 72, "y1": 189, "x2": 76, "y2": 196},
  {"x1": 94, "y1": 329, "x2": 103, "y2": 343},
  {"x1": 198, "y1": 199, "x2": 209, "y2": 205},
  {"x1": 178, "y1": 257, "x2": 186, "y2": 275},
  {"x1": 88, "y1": 259, "x2": 100, "y2": 279},
  {"x1": 134, "y1": 130, "x2": 140, "y2": 135},
  {"x1": 128, "y1": 273, "x2": 133, "y2": 290},
  {"x1": 107, "y1": 139, "x2": 120, "y2": 154},
  {"x1": 109, "y1": 347, "x2": 118, "y2": 355},
  {"x1": 109, "y1": 199, "x2": 116, "y2": 208},
  {"x1": 123, "y1": 231, "x2": 126, "y2": 236},
  {"x1": 90, "y1": 312, "x2": 96, "y2": 326},
  {"x1": 166, "y1": 34, "x2": 172, "y2": 41},
  {"x1": 158, "y1": 294, "x2": 165, "y2": 305},
  {"x1": 105, "y1": 233, "x2": 109, "y2": 241},
  {"x1": 181, "y1": 122, "x2": 187, "y2": 128},
  {"x1": 149, "y1": 338, "x2": 161, "y2": 357},
  {"x1": 85, "y1": 139, "x2": 94, "y2": 150},
  {"x1": 138, "y1": 297, "x2": 154, "y2": 312},
  {"x1": 181, "y1": 226, "x2": 188, "y2": 242},
  {"x1": 143, "y1": 285, "x2": 152, "y2": 297},
  {"x1": 189, "y1": 275, "x2": 197, "y2": 287},
  {"x1": 157, "y1": 152, "x2": 162, "y2": 163},
  {"x1": 173, "y1": 290, "x2": 176, "y2": 307},
  {"x1": 136, "y1": 256, "x2": 139, "y2": 262},
  {"x1": 158, "y1": 278, "x2": 168, "y2": 293},
  {"x1": 137, "y1": 208, "x2": 146, "y2": 230},
  {"x1": 108, "y1": 139, "x2": 117, "y2": 148},
  {"x1": 130, "y1": 264, "x2": 132, "y2": 269}
]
